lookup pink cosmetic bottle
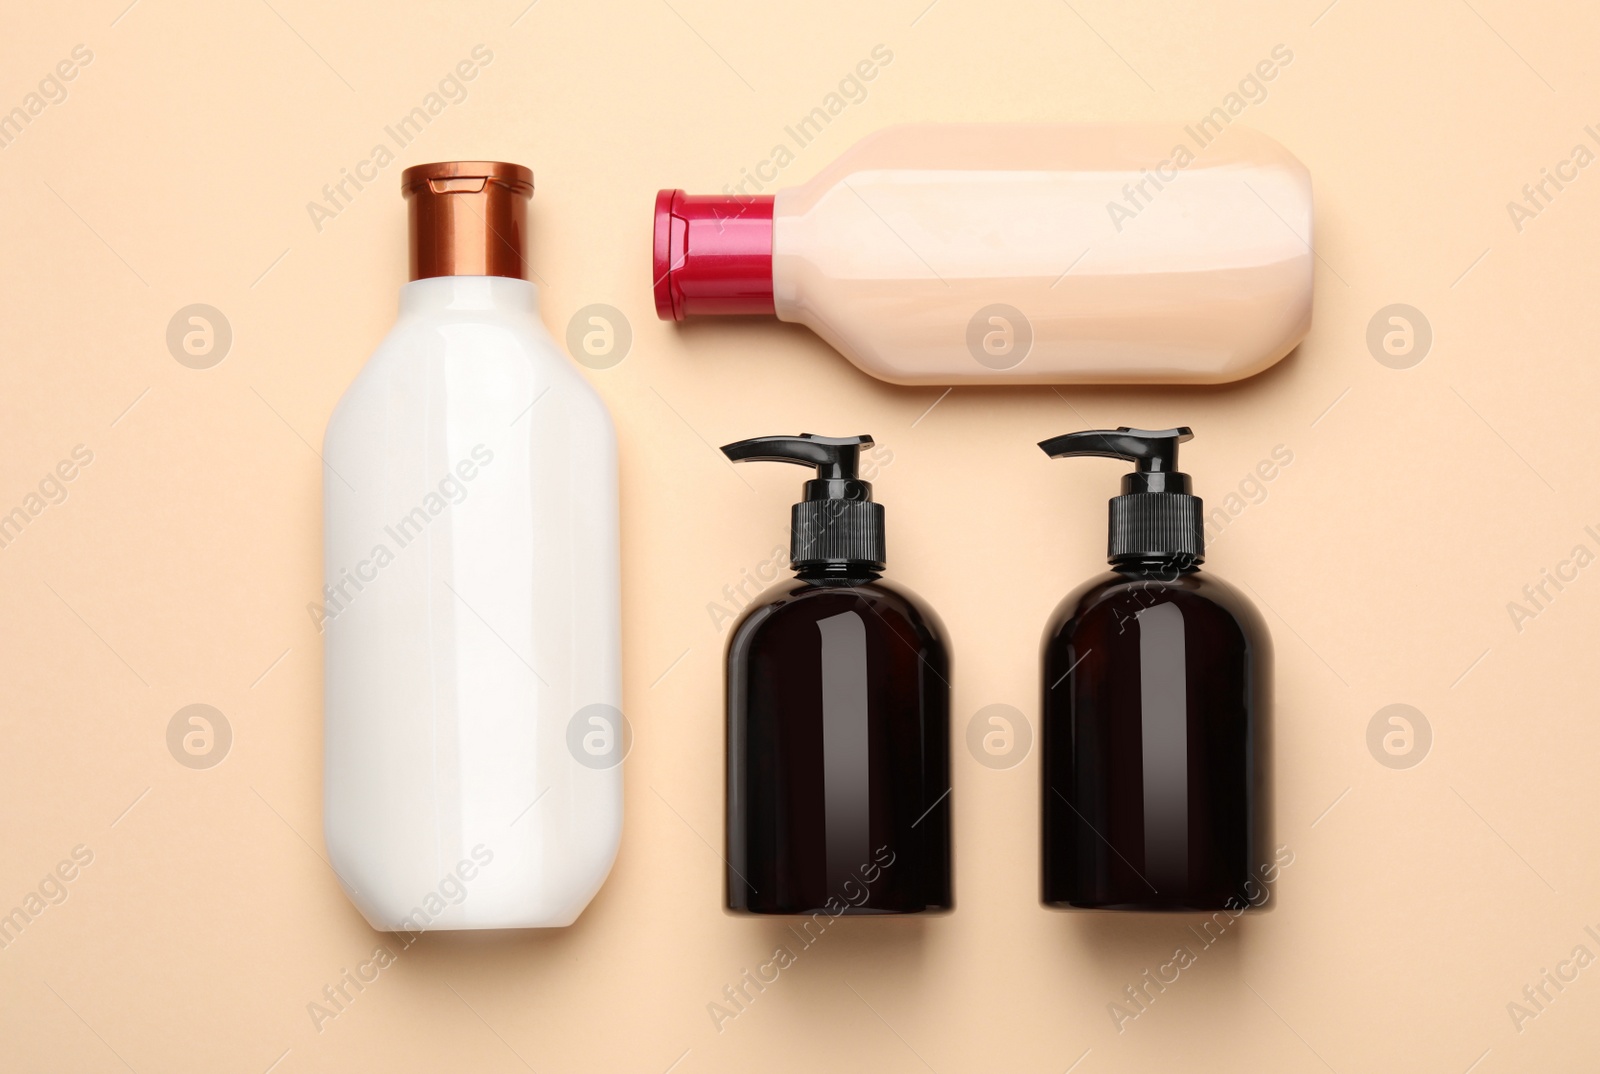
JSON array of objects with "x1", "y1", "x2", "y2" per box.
[{"x1": 654, "y1": 123, "x2": 1313, "y2": 385}]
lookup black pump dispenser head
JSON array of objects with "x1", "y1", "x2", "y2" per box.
[
  {"x1": 721, "y1": 434, "x2": 886, "y2": 570},
  {"x1": 1039, "y1": 427, "x2": 1205, "y2": 565}
]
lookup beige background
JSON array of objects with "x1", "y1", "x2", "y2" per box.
[{"x1": 2, "y1": 0, "x2": 1598, "y2": 1070}]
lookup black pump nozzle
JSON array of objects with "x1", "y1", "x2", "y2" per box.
[
  {"x1": 721, "y1": 434, "x2": 886, "y2": 570},
  {"x1": 720, "y1": 434, "x2": 875, "y2": 502},
  {"x1": 1039, "y1": 427, "x2": 1204, "y2": 565},
  {"x1": 1038, "y1": 427, "x2": 1194, "y2": 495}
]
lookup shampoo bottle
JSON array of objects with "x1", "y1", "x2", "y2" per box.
[
  {"x1": 721, "y1": 434, "x2": 951, "y2": 914},
  {"x1": 322, "y1": 162, "x2": 623, "y2": 931},
  {"x1": 1037, "y1": 428, "x2": 1271, "y2": 911},
  {"x1": 654, "y1": 123, "x2": 1312, "y2": 385}
]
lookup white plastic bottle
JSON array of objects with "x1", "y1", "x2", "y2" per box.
[{"x1": 322, "y1": 162, "x2": 622, "y2": 931}]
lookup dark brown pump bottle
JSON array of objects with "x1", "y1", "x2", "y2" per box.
[
  {"x1": 720, "y1": 434, "x2": 952, "y2": 915},
  {"x1": 1038, "y1": 428, "x2": 1273, "y2": 912}
]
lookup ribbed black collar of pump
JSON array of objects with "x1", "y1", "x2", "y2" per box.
[
  {"x1": 1108, "y1": 491, "x2": 1203, "y2": 564},
  {"x1": 720, "y1": 434, "x2": 887, "y2": 571},
  {"x1": 791, "y1": 496, "x2": 885, "y2": 570},
  {"x1": 1039, "y1": 426, "x2": 1205, "y2": 565}
]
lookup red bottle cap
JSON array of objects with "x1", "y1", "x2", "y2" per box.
[{"x1": 653, "y1": 190, "x2": 774, "y2": 320}]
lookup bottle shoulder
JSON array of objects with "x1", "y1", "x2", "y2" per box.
[
  {"x1": 728, "y1": 574, "x2": 947, "y2": 651},
  {"x1": 368, "y1": 304, "x2": 568, "y2": 370},
  {"x1": 1044, "y1": 568, "x2": 1269, "y2": 647},
  {"x1": 329, "y1": 294, "x2": 610, "y2": 446}
]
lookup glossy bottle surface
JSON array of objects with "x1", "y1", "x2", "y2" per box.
[
  {"x1": 772, "y1": 123, "x2": 1313, "y2": 385},
  {"x1": 1041, "y1": 563, "x2": 1271, "y2": 911},
  {"x1": 726, "y1": 570, "x2": 952, "y2": 914},
  {"x1": 322, "y1": 275, "x2": 622, "y2": 931}
]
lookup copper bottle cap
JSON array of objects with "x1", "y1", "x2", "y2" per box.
[{"x1": 401, "y1": 161, "x2": 534, "y2": 281}]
